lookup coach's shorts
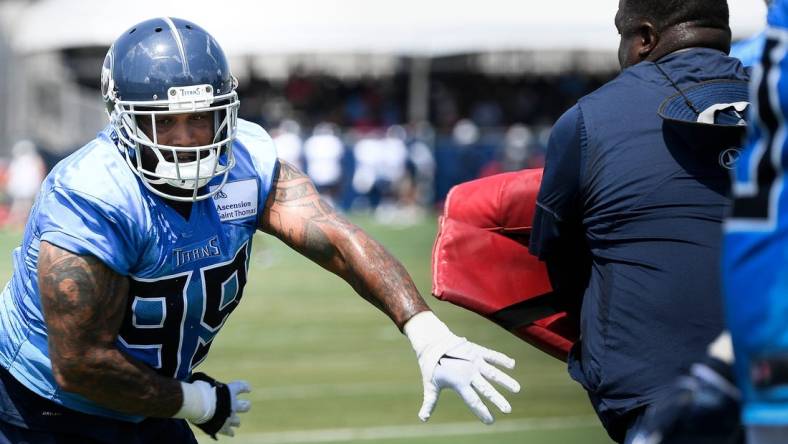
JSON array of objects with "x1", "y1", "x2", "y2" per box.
[{"x1": 0, "y1": 366, "x2": 197, "y2": 444}]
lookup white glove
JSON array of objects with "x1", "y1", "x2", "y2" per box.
[
  {"x1": 404, "y1": 311, "x2": 521, "y2": 424},
  {"x1": 216, "y1": 380, "x2": 252, "y2": 437},
  {"x1": 175, "y1": 373, "x2": 252, "y2": 439}
]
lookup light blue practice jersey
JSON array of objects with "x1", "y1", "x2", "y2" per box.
[
  {"x1": 724, "y1": 0, "x2": 788, "y2": 426},
  {"x1": 0, "y1": 119, "x2": 278, "y2": 421},
  {"x1": 731, "y1": 32, "x2": 766, "y2": 68}
]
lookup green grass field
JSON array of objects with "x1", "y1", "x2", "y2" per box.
[{"x1": 0, "y1": 216, "x2": 613, "y2": 444}]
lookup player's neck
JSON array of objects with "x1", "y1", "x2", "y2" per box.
[
  {"x1": 149, "y1": 182, "x2": 200, "y2": 219},
  {"x1": 647, "y1": 25, "x2": 731, "y2": 63},
  {"x1": 167, "y1": 200, "x2": 194, "y2": 220}
]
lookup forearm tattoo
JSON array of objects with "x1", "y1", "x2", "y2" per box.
[
  {"x1": 38, "y1": 242, "x2": 182, "y2": 417},
  {"x1": 261, "y1": 161, "x2": 429, "y2": 328}
]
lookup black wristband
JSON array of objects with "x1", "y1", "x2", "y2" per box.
[{"x1": 189, "y1": 372, "x2": 232, "y2": 440}]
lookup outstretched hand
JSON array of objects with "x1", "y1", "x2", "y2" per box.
[{"x1": 405, "y1": 311, "x2": 521, "y2": 424}]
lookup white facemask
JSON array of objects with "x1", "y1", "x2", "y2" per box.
[{"x1": 108, "y1": 82, "x2": 240, "y2": 202}]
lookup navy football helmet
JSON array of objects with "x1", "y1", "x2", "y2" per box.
[{"x1": 101, "y1": 17, "x2": 240, "y2": 201}]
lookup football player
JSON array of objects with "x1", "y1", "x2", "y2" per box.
[
  {"x1": 631, "y1": 2, "x2": 788, "y2": 444},
  {"x1": 723, "y1": 0, "x2": 788, "y2": 441},
  {"x1": 0, "y1": 18, "x2": 519, "y2": 443}
]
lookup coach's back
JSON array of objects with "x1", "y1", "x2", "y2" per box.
[
  {"x1": 530, "y1": 46, "x2": 749, "y2": 441},
  {"x1": 581, "y1": 45, "x2": 745, "y2": 417}
]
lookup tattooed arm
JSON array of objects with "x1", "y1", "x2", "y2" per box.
[
  {"x1": 38, "y1": 241, "x2": 182, "y2": 417},
  {"x1": 259, "y1": 161, "x2": 521, "y2": 425},
  {"x1": 259, "y1": 160, "x2": 430, "y2": 328}
]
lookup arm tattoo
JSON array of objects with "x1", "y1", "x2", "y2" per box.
[
  {"x1": 38, "y1": 242, "x2": 182, "y2": 417},
  {"x1": 261, "y1": 160, "x2": 430, "y2": 329}
]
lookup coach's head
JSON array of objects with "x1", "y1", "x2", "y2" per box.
[{"x1": 615, "y1": 0, "x2": 731, "y2": 69}]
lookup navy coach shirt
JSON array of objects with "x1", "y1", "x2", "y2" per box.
[{"x1": 529, "y1": 48, "x2": 749, "y2": 439}]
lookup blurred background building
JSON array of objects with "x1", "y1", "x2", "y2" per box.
[{"x1": 0, "y1": 0, "x2": 768, "y2": 225}]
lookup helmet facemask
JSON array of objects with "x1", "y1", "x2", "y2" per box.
[{"x1": 107, "y1": 82, "x2": 240, "y2": 202}]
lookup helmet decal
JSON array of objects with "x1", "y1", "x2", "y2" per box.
[{"x1": 161, "y1": 16, "x2": 190, "y2": 76}]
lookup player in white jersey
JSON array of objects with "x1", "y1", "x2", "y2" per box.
[{"x1": 0, "y1": 17, "x2": 520, "y2": 443}]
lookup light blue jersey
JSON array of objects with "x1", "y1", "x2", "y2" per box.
[
  {"x1": 724, "y1": 0, "x2": 788, "y2": 426},
  {"x1": 731, "y1": 32, "x2": 766, "y2": 68},
  {"x1": 0, "y1": 119, "x2": 277, "y2": 422}
]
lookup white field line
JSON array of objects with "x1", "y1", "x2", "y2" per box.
[{"x1": 216, "y1": 416, "x2": 600, "y2": 444}]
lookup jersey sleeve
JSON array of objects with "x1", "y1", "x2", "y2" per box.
[
  {"x1": 529, "y1": 105, "x2": 591, "y2": 308},
  {"x1": 236, "y1": 121, "x2": 280, "y2": 213},
  {"x1": 37, "y1": 186, "x2": 144, "y2": 276}
]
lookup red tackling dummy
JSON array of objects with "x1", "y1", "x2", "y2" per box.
[{"x1": 431, "y1": 169, "x2": 579, "y2": 361}]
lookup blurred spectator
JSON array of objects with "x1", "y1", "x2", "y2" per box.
[
  {"x1": 272, "y1": 119, "x2": 304, "y2": 170},
  {"x1": 5, "y1": 140, "x2": 45, "y2": 228},
  {"x1": 432, "y1": 82, "x2": 461, "y2": 130},
  {"x1": 303, "y1": 122, "x2": 345, "y2": 204},
  {"x1": 352, "y1": 126, "x2": 408, "y2": 207},
  {"x1": 379, "y1": 126, "x2": 409, "y2": 193},
  {"x1": 452, "y1": 119, "x2": 480, "y2": 147},
  {"x1": 375, "y1": 126, "x2": 413, "y2": 224},
  {"x1": 351, "y1": 125, "x2": 425, "y2": 225},
  {"x1": 374, "y1": 124, "x2": 437, "y2": 225},
  {"x1": 470, "y1": 99, "x2": 504, "y2": 127},
  {"x1": 453, "y1": 119, "x2": 486, "y2": 183},
  {"x1": 407, "y1": 121, "x2": 437, "y2": 208},
  {"x1": 351, "y1": 131, "x2": 385, "y2": 209},
  {"x1": 285, "y1": 71, "x2": 317, "y2": 108},
  {"x1": 479, "y1": 123, "x2": 538, "y2": 177},
  {"x1": 503, "y1": 124, "x2": 535, "y2": 169},
  {"x1": 353, "y1": 133, "x2": 379, "y2": 204}
]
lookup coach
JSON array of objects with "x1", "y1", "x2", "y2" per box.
[{"x1": 528, "y1": 1, "x2": 749, "y2": 442}]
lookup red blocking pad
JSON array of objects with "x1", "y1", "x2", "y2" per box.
[{"x1": 431, "y1": 169, "x2": 579, "y2": 361}]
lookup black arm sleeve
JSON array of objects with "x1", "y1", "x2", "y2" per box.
[{"x1": 529, "y1": 105, "x2": 591, "y2": 315}]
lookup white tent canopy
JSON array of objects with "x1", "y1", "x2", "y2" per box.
[{"x1": 8, "y1": 0, "x2": 768, "y2": 56}]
